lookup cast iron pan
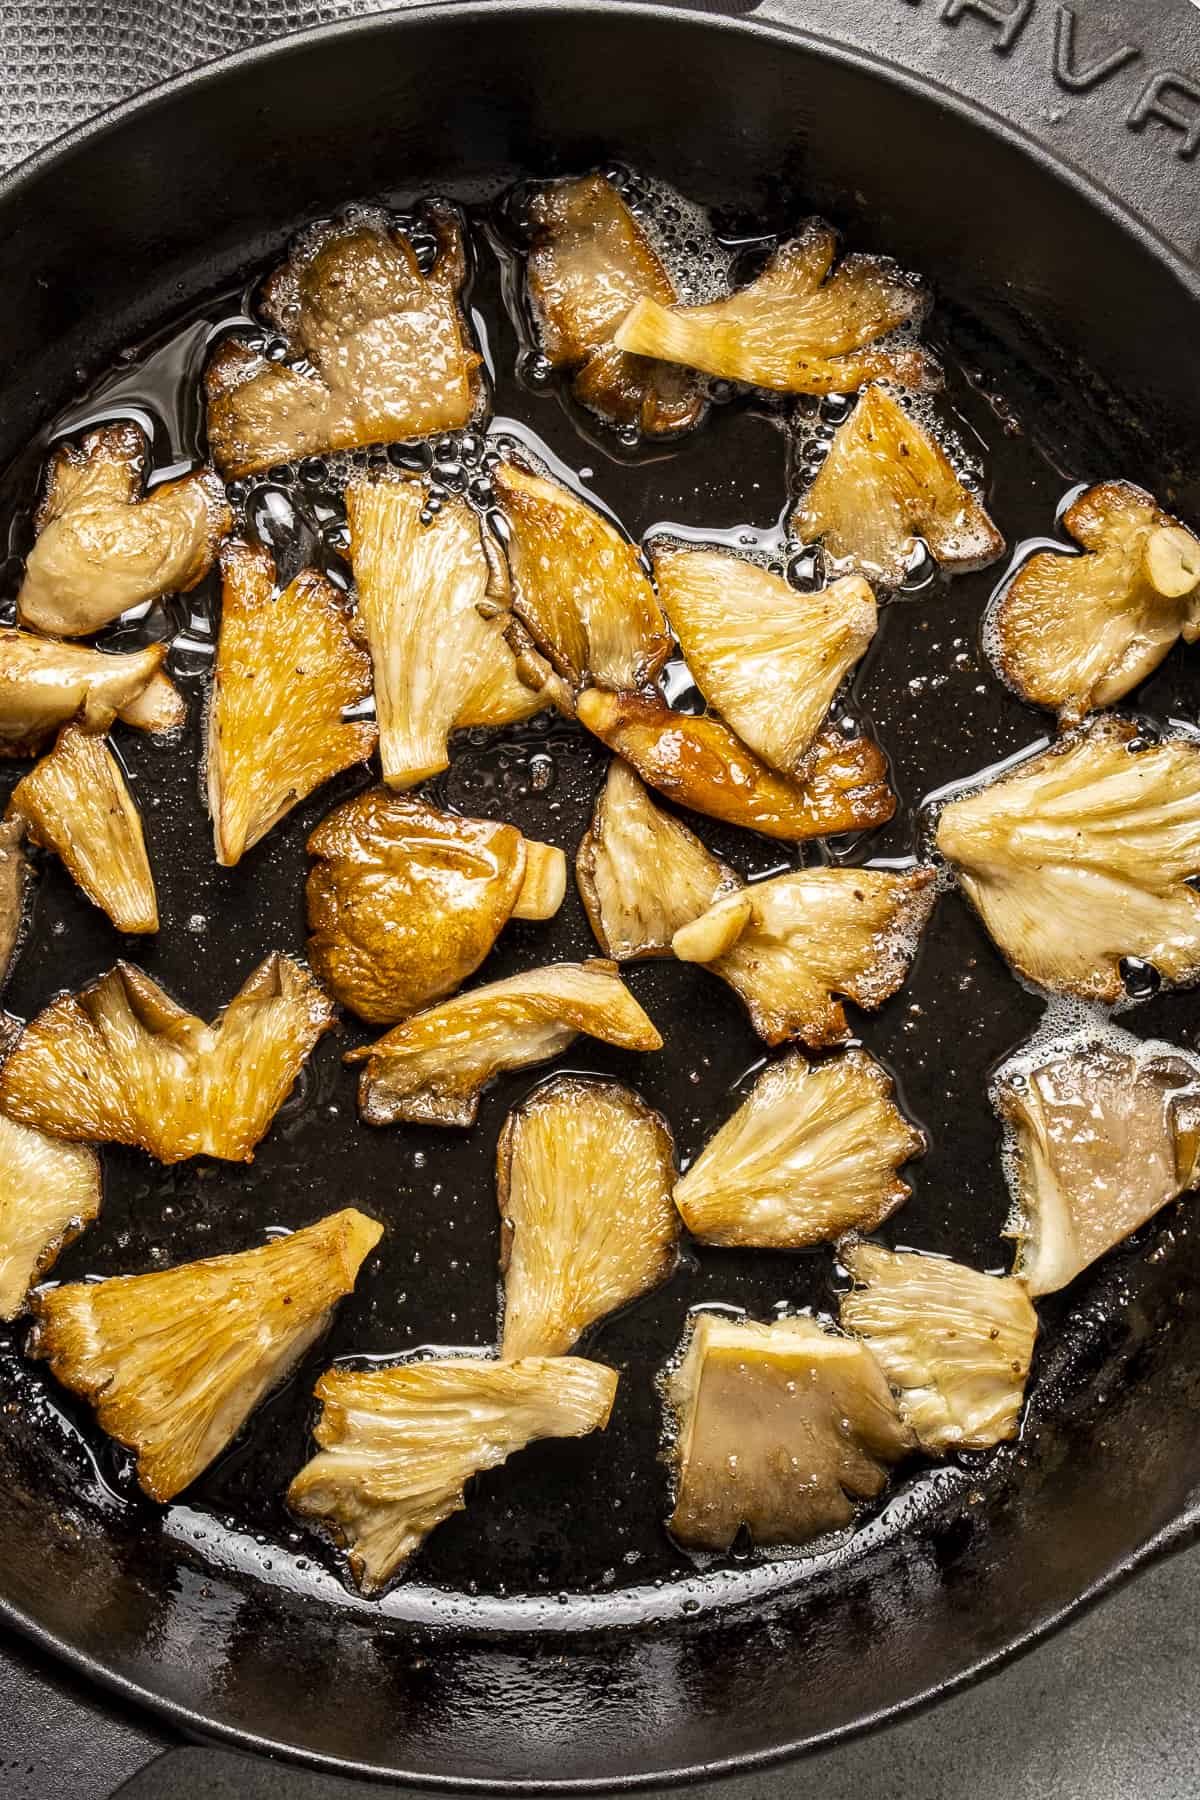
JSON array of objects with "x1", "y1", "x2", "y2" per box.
[{"x1": 2, "y1": 1, "x2": 1200, "y2": 1789}]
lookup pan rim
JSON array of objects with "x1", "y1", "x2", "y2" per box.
[{"x1": 2, "y1": 0, "x2": 1200, "y2": 1787}]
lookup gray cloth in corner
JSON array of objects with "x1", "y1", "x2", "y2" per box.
[{"x1": 0, "y1": 0, "x2": 405, "y2": 173}]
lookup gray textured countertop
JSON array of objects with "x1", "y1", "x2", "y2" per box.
[{"x1": 3, "y1": 1546, "x2": 1199, "y2": 1796}]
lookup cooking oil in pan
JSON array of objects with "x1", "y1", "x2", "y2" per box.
[{"x1": 1, "y1": 178, "x2": 1199, "y2": 1631}]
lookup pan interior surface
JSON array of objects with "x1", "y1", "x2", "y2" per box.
[{"x1": 0, "y1": 5, "x2": 1199, "y2": 1786}]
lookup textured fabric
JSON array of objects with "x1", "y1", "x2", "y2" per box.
[{"x1": 0, "y1": 0, "x2": 407, "y2": 172}]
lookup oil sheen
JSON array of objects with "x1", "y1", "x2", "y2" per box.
[{"x1": 0, "y1": 179, "x2": 1198, "y2": 1630}]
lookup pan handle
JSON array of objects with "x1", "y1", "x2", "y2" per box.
[{"x1": 678, "y1": 0, "x2": 1200, "y2": 271}]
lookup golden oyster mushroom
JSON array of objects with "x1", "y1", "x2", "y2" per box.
[
  {"x1": 207, "y1": 208, "x2": 482, "y2": 477},
  {"x1": 346, "y1": 477, "x2": 554, "y2": 790},
  {"x1": 665, "y1": 1312, "x2": 913, "y2": 1552},
  {"x1": 994, "y1": 1025, "x2": 1200, "y2": 1296},
  {"x1": 17, "y1": 422, "x2": 230, "y2": 638},
  {"x1": 492, "y1": 461, "x2": 672, "y2": 691},
  {"x1": 652, "y1": 544, "x2": 877, "y2": 773},
  {"x1": 673, "y1": 864, "x2": 935, "y2": 1046},
  {"x1": 525, "y1": 173, "x2": 704, "y2": 435},
  {"x1": 792, "y1": 384, "x2": 1003, "y2": 588},
  {"x1": 935, "y1": 717, "x2": 1200, "y2": 1001},
  {"x1": 614, "y1": 220, "x2": 934, "y2": 395},
  {"x1": 0, "y1": 819, "x2": 30, "y2": 991},
  {"x1": 0, "y1": 954, "x2": 334, "y2": 1163},
  {"x1": 289, "y1": 1354, "x2": 617, "y2": 1592},
  {"x1": 674, "y1": 1050, "x2": 923, "y2": 1248},
  {"x1": 9, "y1": 724, "x2": 157, "y2": 933},
  {"x1": 31, "y1": 1208, "x2": 382, "y2": 1502},
  {"x1": 305, "y1": 790, "x2": 565, "y2": 1025},
  {"x1": 207, "y1": 541, "x2": 376, "y2": 866},
  {"x1": 0, "y1": 1111, "x2": 101, "y2": 1321},
  {"x1": 577, "y1": 690, "x2": 895, "y2": 843},
  {"x1": 349, "y1": 959, "x2": 662, "y2": 1128},
  {"x1": 498, "y1": 1075, "x2": 679, "y2": 1359},
  {"x1": 0, "y1": 631, "x2": 184, "y2": 756},
  {"x1": 576, "y1": 759, "x2": 742, "y2": 960},
  {"x1": 839, "y1": 1243, "x2": 1038, "y2": 1451},
  {"x1": 991, "y1": 481, "x2": 1200, "y2": 724}
]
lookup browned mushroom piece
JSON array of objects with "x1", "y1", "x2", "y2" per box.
[
  {"x1": 30, "y1": 1209, "x2": 382, "y2": 1502},
  {"x1": 206, "y1": 207, "x2": 482, "y2": 478},
  {"x1": 0, "y1": 631, "x2": 185, "y2": 756},
  {"x1": 0, "y1": 1110, "x2": 101, "y2": 1322},
  {"x1": 935, "y1": 716, "x2": 1200, "y2": 1001},
  {"x1": 674, "y1": 1049, "x2": 924, "y2": 1247},
  {"x1": 576, "y1": 759, "x2": 742, "y2": 960},
  {"x1": 839, "y1": 1243, "x2": 1038, "y2": 1452},
  {"x1": 525, "y1": 173, "x2": 704, "y2": 435},
  {"x1": 8, "y1": 724, "x2": 158, "y2": 932},
  {"x1": 492, "y1": 461, "x2": 672, "y2": 691},
  {"x1": 614, "y1": 220, "x2": 935, "y2": 395},
  {"x1": 994, "y1": 1025, "x2": 1200, "y2": 1296},
  {"x1": 673, "y1": 865, "x2": 935, "y2": 1046},
  {"x1": 207, "y1": 541, "x2": 377, "y2": 866},
  {"x1": 17, "y1": 422, "x2": 230, "y2": 638},
  {"x1": 348, "y1": 960, "x2": 661, "y2": 1128},
  {"x1": 0, "y1": 954, "x2": 334, "y2": 1164},
  {"x1": 990, "y1": 481, "x2": 1200, "y2": 724},
  {"x1": 497, "y1": 1075, "x2": 679, "y2": 1359},
  {"x1": 346, "y1": 476, "x2": 557, "y2": 790},
  {"x1": 288, "y1": 1355, "x2": 617, "y2": 1593},
  {"x1": 577, "y1": 690, "x2": 895, "y2": 844},
  {"x1": 0, "y1": 819, "x2": 30, "y2": 991},
  {"x1": 305, "y1": 789, "x2": 565, "y2": 1025},
  {"x1": 665, "y1": 1312, "x2": 913, "y2": 1552},
  {"x1": 652, "y1": 544, "x2": 878, "y2": 772},
  {"x1": 792, "y1": 384, "x2": 1003, "y2": 588}
]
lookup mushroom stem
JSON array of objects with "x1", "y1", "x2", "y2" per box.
[
  {"x1": 1145, "y1": 524, "x2": 1200, "y2": 600},
  {"x1": 511, "y1": 841, "x2": 567, "y2": 921}
]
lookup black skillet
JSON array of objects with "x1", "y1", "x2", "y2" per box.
[{"x1": 2, "y1": 0, "x2": 1200, "y2": 1789}]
